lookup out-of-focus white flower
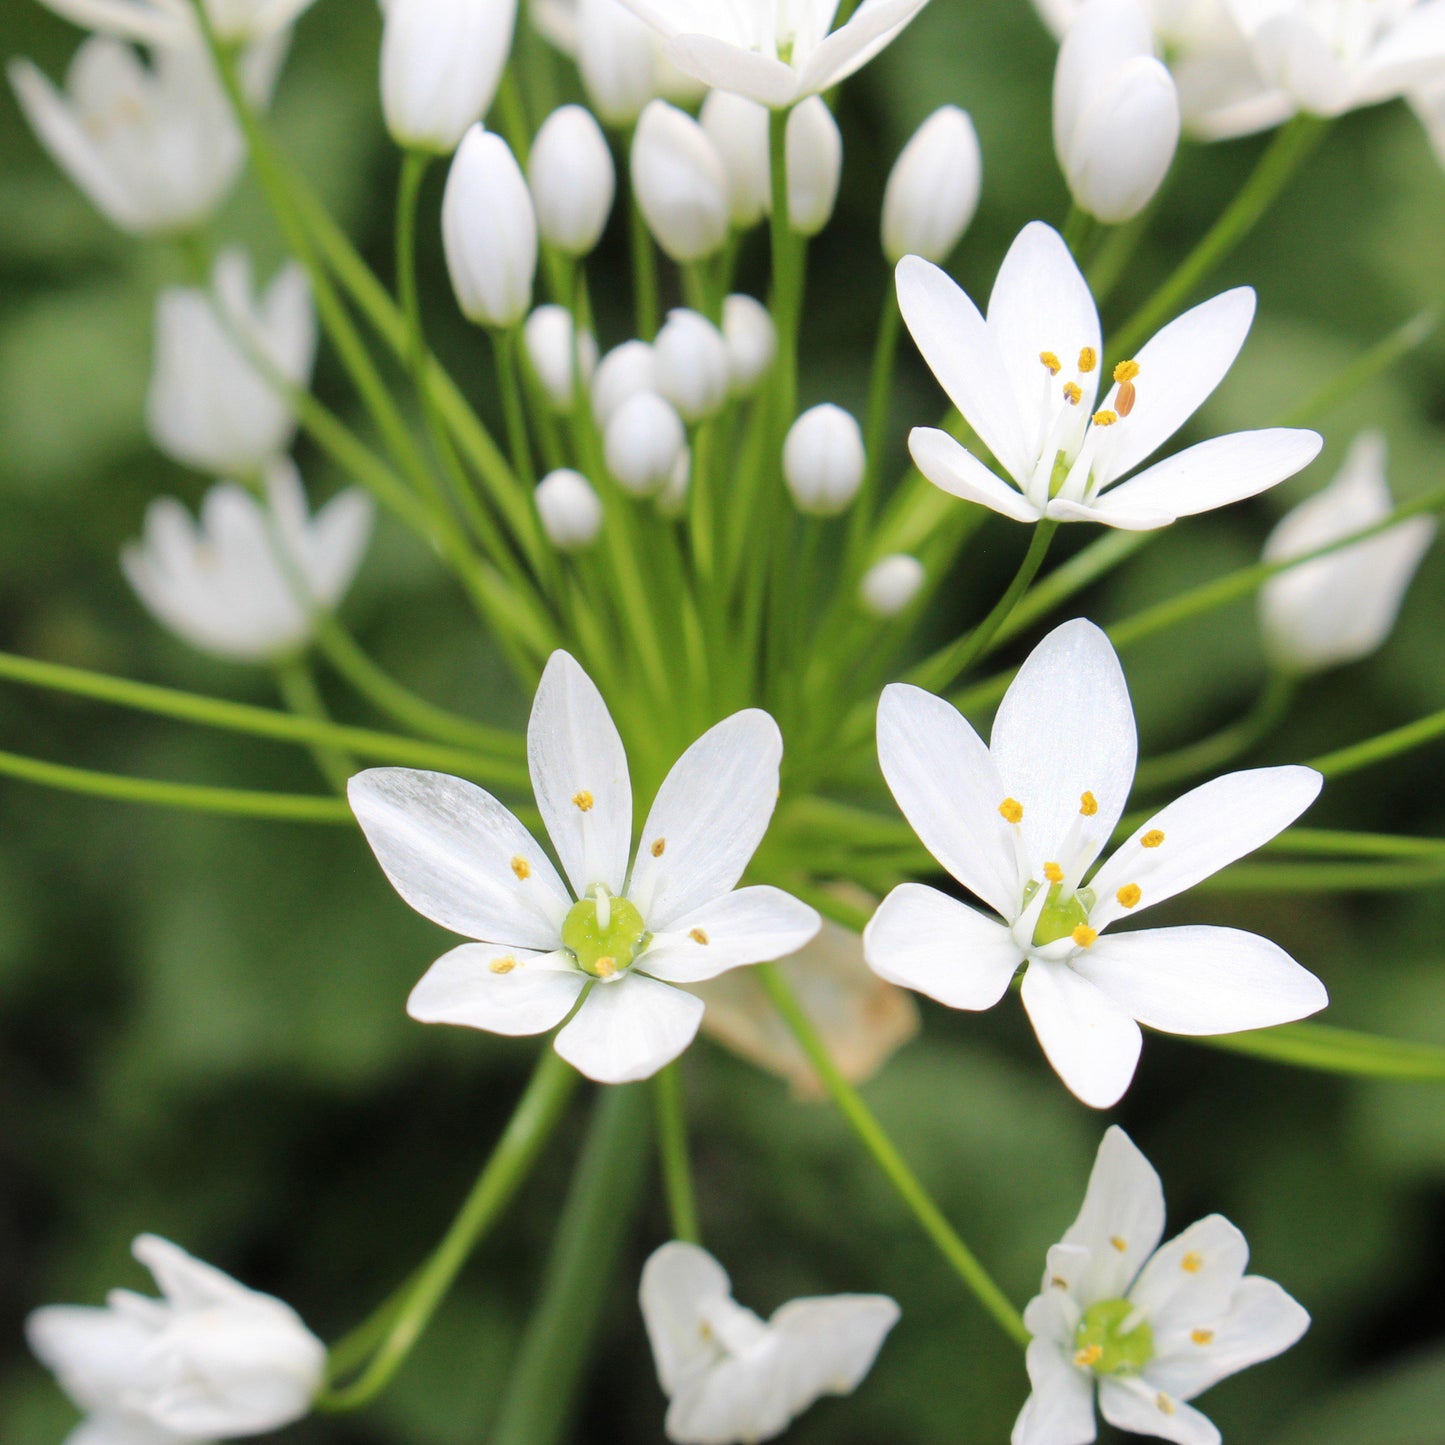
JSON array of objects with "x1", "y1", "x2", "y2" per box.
[
  {"x1": 147, "y1": 248, "x2": 316, "y2": 478},
  {"x1": 537, "y1": 468, "x2": 605, "y2": 551},
  {"x1": 616, "y1": 0, "x2": 934, "y2": 108},
  {"x1": 123, "y1": 460, "x2": 373, "y2": 664},
  {"x1": 1260, "y1": 431, "x2": 1436, "y2": 674},
  {"x1": 9, "y1": 36, "x2": 250, "y2": 237},
  {"x1": 860, "y1": 554, "x2": 926, "y2": 616},
  {"x1": 1014, "y1": 1127, "x2": 1310, "y2": 1445},
  {"x1": 350, "y1": 652, "x2": 819, "y2": 1084},
  {"x1": 699, "y1": 88, "x2": 772, "y2": 228},
  {"x1": 881, "y1": 105, "x2": 982, "y2": 265},
  {"x1": 865, "y1": 618, "x2": 1327, "y2": 1108},
  {"x1": 380, "y1": 0, "x2": 518, "y2": 153},
  {"x1": 605, "y1": 391, "x2": 687, "y2": 495},
  {"x1": 443, "y1": 126, "x2": 538, "y2": 328},
  {"x1": 28, "y1": 1233, "x2": 326, "y2": 1441},
  {"x1": 786, "y1": 95, "x2": 843, "y2": 235},
  {"x1": 897, "y1": 222, "x2": 1322, "y2": 529},
  {"x1": 592, "y1": 339, "x2": 658, "y2": 424},
  {"x1": 653, "y1": 309, "x2": 732, "y2": 421},
  {"x1": 28, "y1": 0, "x2": 317, "y2": 44},
  {"x1": 1054, "y1": 0, "x2": 1180, "y2": 224},
  {"x1": 721, "y1": 293, "x2": 776, "y2": 393},
  {"x1": 524, "y1": 304, "x2": 599, "y2": 411},
  {"x1": 784, "y1": 404, "x2": 866, "y2": 515},
  {"x1": 641, "y1": 1241, "x2": 899, "y2": 1444},
  {"x1": 529, "y1": 104, "x2": 617, "y2": 256},
  {"x1": 631, "y1": 99, "x2": 731, "y2": 262}
]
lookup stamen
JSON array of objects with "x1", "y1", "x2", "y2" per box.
[
  {"x1": 1116, "y1": 381, "x2": 1137, "y2": 416},
  {"x1": 511, "y1": 855, "x2": 532, "y2": 881},
  {"x1": 1072, "y1": 924, "x2": 1099, "y2": 948},
  {"x1": 1062, "y1": 381, "x2": 1082, "y2": 405},
  {"x1": 1110, "y1": 1236, "x2": 1127, "y2": 1253},
  {"x1": 1079, "y1": 791, "x2": 1098, "y2": 816},
  {"x1": 1192, "y1": 1329, "x2": 1214, "y2": 1346},
  {"x1": 594, "y1": 956, "x2": 617, "y2": 978},
  {"x1": 1156, "y1": 1394, "x2": 1176, "y2": 1416},
  {"x1": 1050, "y1": 1275, "x2": 1070, "y2": 1289},
  {"x1": 1078, "y1": 346, "x2": 1098, "y2": 373},
  {"x1": 1141, "y1": 830, "x2": 1165, "y2": 849},
  {"x1": 1113, "y1": 359, "x2": 1140, "y2": 382},
  {"x1": 651, "y1": 837, "x2": 666, "y2": 857},
  {"x1": 689, "y1": 928, "x2": 710, "y2": 945},
  {"x1": 1044, "y1": 861, "x2": 1064, "y2": 884},
  {"x1": 999, "y1": 798, "x2": 1024, "y2": 824},
  {"x1": 1181, "y1": 1252, "x2": 1203, "y2": 1274},
  {"x1": 1074, "y1": 1345, "x2": 1103, "y2": 1368},
  {"x1": 1092, "y1": 409, "x2": 1119, "y2": 427},
  {"x1": 572, "y1": 790, "x2": 595, "y2": 812},
  {"x1": 489, "y1": 956, "x2": 517, "y2": 975},
  {"x1": 1040, "y1": 350, "x2": 1061, "y2": 375},
  {"x1": 1116, "y1": 883, "x2": 1142, "y2": 909}
]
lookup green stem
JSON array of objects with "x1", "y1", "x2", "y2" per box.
[
  {"x1": 1061, "y1": 203, "x2": 1099, "y2": 260},
  {"x1": 757, "y1": 964, "x2": 1029, "y2": 1347},
  {"x1": 1265, "y1": 828, "x2": 1445, "y2": 859},
  {"x1": 1192, "y1": 1021, "x2": 1445, "y2": 1081},
  {"x1": 319, "y1": 1050, "x2": 579, "y2": 1410},
  {"x1": 654, "y1": 1064, "x2": 701, "y2": 1244},
  {"x1": 1309, "y1": 707, "x2": 1445, "y2": 778},
  {"x1": 275, "y1": 658, "x2": 354, "y2": 792},
  {"x1": 993, "y1": 529, "x2": 1152, "y2": 649},
  {"x1": 1199, "y1": 858, "x2": 1445, "y2": 891},
  {"x1": 629, "y1": 188, "x2": 661, "y2": 341},
  {"x1": 493, "y1": 327, "x2": 540, "y2": 492},
  {"x1": 768, "y1": 108, "x2": 802, "y2": 440},
  {"x1": 844, "y1": 289, "x2": 904, "y2": 571}
]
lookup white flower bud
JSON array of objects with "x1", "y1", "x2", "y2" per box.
[
  {"x1": 381, "y1": 0, "x2": 518, "y2": 153},
  {"x1": 604, "y1": 391, "x2": 686, "y2": 496},
  {"x1": 536, "y1": 467, "x2": 604, "y2": 551},
  {"x1": 523, "y1": 304, "x2": 599, "y2": 410},
  {"x1": 1053, "y1": 0, "x2": 1180, "y2": 224},
  {"x1": 658, "y1": 444, "x2": 691, "y2": 517},
  {"x1": 722, "y1": 293, "x2": 776, "y2": 393},
  {"x1": 860, "y1": 554, "x2": 926, "y2": 616},
  {"x1": 591, "y1": 339, "x2": 656, "y2": 425},
  {"x1": 786, "y1": 96, "x2": 842, "y2": 236},
  {"x1": 576, "y1": 0, "x2": 662, "y2": 124},
  {"x1": 881, "y1": 105, "x2": 982, "y2": 264},
  {"x1": 699, "y1": 88, "x2": 771, "y2": 229},
  {"x1": 652, "y1": 308, "x2": 731, "y2": 422},
  {"x1": 529, "y1": 104, "x2": 616, "y2": 256},
  {"x1": 631, "y1": 99, "x2": 730, "y2": 262},
  {"x1": 442, "y1": 126, "x2": 537, "y2": 328},
  {"x1": 784, "y1": 403, "x2": 866, "y2": 515}
]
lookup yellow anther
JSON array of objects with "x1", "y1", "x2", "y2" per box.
[
  {"x1": 1078, "y1": 346, "x2": 1098, "y2": 373},
  {"x1": 1116, "y1": 883, "x2": 1142, "y2": 909},
  {"x1": 651, "y1": 837, "x2": 666, "y2": 857},
  {"x1": 594, "y1": 956, "x2": 617, "y2": 978},
  {"x1": 1050, "y1": 1275, "x2": 1070, "y2": 1290},
  {"x1": 572, "y1": 790, "x2": 595, "y2": 812},
  {"x1": 1062, "y1": 381, "x2": 1083, "y2": 405},
  {"x1": 1110, "y1": 1236, "x2": 1127, "y2": 1253},
  {"x1": 1044, "y1": 862, "x2": 1064, "y2": 884},
  {"x1": 1142, "y1": 829, "x2": 1166, "y2": 849},
  {"x1": 1157, "y1": 1394, "x2": 1176, "y2": 1417},
  {"x1": 1079, "y1": 791, "x2": 1098, "y2": 816},
  {"x1": 999, "y1": 798, "x2": 1024, "y2": 824},
  {"x1": 1192, "y1": 1329, "x2": 1215, "y2": 1346},
  {"x1": 1074, "y1": 1345, "x2": 1104, "y2": 1368},
  {"x1": 1072, "y1": 924, "x2": 1099, "y2": 949},
  {"x1": 489, "y1": 956, "x2": 517, "y2": 975},
  {"x1": 511, "y1": 855, "x2": 532, "y2": 881},
  {"x1": 1092, "y1": 409, "x2": 1119, "y2": 427},
  {"x1": 1116, "y1": 380, "x2": 1137, "y2": 417},
  {"x1": 1040, "y1": 350, "x2": 1062, "y2": 375},
  {"x1": 689, "y1": 928, "x2": 710, "y2": 946},
  {"x1": 1181, "y1": 1252, "x2": 1203, "y2": 1274},
  {"x1": 1113, "y1": 359, "x2": 1141, "y2": 383}
]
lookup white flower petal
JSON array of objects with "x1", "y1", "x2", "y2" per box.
[
  {"x1": 768, "y1": 1293, "x2": 900, "y2": 1410},
  {"x1": 1012, "y1": 1338, "x2": 1098, "y2": 1445},
  {"x1": 553, "y1": 971, "x2": 704, "y2": 1082},
  {"x1": 863, "y1": 883, "x2": 1023, "y2": 1010},
  {"x1": 642, "y1": 886, "x2": 820, "y2": 984},
  {"x1": 1089, "y1": 765, "x2": 1322, "y2": 928},
  {"x1": 348, "y1": 768, "x2": 571, "y2": 949},
  {"x1": 67, "y1": 1415, "x2": 183, "y2": 1445},
  {"x1": 407, "y1": 943, "x2": 585, "y2": 1035},
  {"x1": 26, "y1": 1305, "x2": 156, "y2": 1417},
  {"x1": 663, "y1": 32, "x2": 800, "y2": 105},
  {"x1": 1044, "y1": 494, "x2": 1176, "y2": 530},
  {"x1": 1022, "y1": 961, "x2": 1143, "y2": 1109},
  {"x1": 876, "y1": 683, "x2": 1020, "y2": 917},
  {"x1": 529, "y1": 651, "x2": 633, "y2": 899},
  {"x1": 1024, "y1": 1243, "x2": 1088, "y2": 1341},
  {"x1": 1076, "y1": 926, "x2": 1326, "y2": 1036},
  {"x1": 796, "y1": 0, "x2": 933, "y2": 95},
  {"x1": 1097, "y1": 1376, "x2": 1220, "y2": 1445},
  {"x1": 639, "y1": 1241, "x2": 734, "y2": 1398},
  {"x1": 1060, "y1": 1125, "x2": 1165, "y2": 1306},
  {"x1": 627, "y1": 709, "x2": 783, "y2": 929},
  {"x1": 1129, "y1": 1215, "x2": 1249, "y2": 1335},
  {"x1": 907, "y1": 428, "x2": 1042, "y2": 523}
]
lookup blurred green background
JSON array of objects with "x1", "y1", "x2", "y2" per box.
[{"x1": 4, "y1": 1, "x2": 1445, "y2": 1440}]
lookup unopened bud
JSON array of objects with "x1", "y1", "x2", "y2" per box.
[
  {"x1": 537, "y1": 468, "x2": 604, "y2": 551},
  {"x1": 784, "y1": 404, "x2": 866, "y2": 515},
  {"x1": 787, "y1": 96, "x2": 843, "y2": 236},
  {"x1": 524, "y1": 304, "x2": 599, "y2": 410},
  {"x1": 529, "y1": 104, "x2": 616, "y2": 257},
  {"x1": 575, "y1": 0, "x2": 661, "y2": 124},
  {"x1": 653, "y1": 309, "x2": 731, "y2": 422},
  {"x1": 860, "y1": 554, "x2": 926, "y2": 616},
  {"x1": 592, "y1": 340, "x2": 657, "y2": 425},
  {"x1": 605, "y1": 391, "x2": 686, "y2": 496},
  {"x1": 882, "y1": 105, "x2": 982, "y2": 264},
  {"x1": 722, "y1": 294, "x2": 776, "y2": 393},
  {"x1": 631, "y1": 99, "x2": 730, "y2": 262},
  {"x1": 442, "y1": 126, "x2": 537, "y2": 328},
  {"x1": 699, "y1": 89, "x2": 771, "y2": 229}
]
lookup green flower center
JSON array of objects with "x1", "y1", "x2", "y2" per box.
[
  {"x1": 1023, "y1": 880, "x2": 1096, "y2": 948},
  {"x1": 562, "y1": 889, "x2": 649, "y2": 979},
  {"x1": 1072, "y1": 1298, "x2": 1154, "y2": 1376}
]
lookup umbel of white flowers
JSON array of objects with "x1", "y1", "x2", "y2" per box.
[
  {"x1": 1014, "y1": 1127, "x2": 1309, "y2": 1445},
  {"x1": 640, "y1": 1241, "x2": 899, "y2": 1444},
  {"x1": 865, "y1": 618, "x2": 1328, "y2": 1108},
  {"x1": 348, "y1": 652, "x2": 821, "y2": 1084},
  {"x1": 27, "y1": 1233, "x2": 327, "y2": 1441}
]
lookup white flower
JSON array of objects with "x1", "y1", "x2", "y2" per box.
[
  {"x1": 28, "y1": 0, "x2": 316, "y2": 43},
  {"x1": 859, "y1": 553, "x2": 926, "y2": 616},
  {"x1": 864, "y1": 618, "x2": 1327, "y2": 1108},
  {"x1": 653, "y1": 309, "x2": 732, "y2": 422},
  {"x1": 27, "y1": 1233, "x2": 326, "y2": 1441},
  {"x1": 1259, "y1": 430, "x2": 1436, "y2": 674},
  {"x1": 1014, "y1": 1127, "x2": 1309, "y2": 1445},
  {"x1": 896, "y1": 222, "x2": 1322, "y2": 530},
  {"x1": 122, "y1": 460, "x2": 373, "y2": 664},
  {"x1": 524, "y1": 304, "x2": 599, "y2": 410},
  {"x1": 631, "y1": 99, "x2": 732, "y2": 263},
  {"x1": 146, "y1": 248, "x2": 316, "y2": 477},
  {"x1": 349, "y1": 652, "x2": 820, "y2": 1085},
  {"x1": 616, "y1": 0, "x2": 934, "y2": 108},
  {"x1": 640, "y1": 1241, "x2": 899, "y2": 1444},
  {"x1": 721, "y1": 293, "x2": 776, "y2": 393},
  {"x1": 529, "y1": 104, "x2": 616, "y2": 257},
  {"x1": 783, "y1": 403, "x2": 866, "y2": 515},
  {"x1": 592, "y1": 339, "x2": 658, "y2": 424},
  {"x1": 881, "y1": 104, "x2": 982, "y2": 265},
  {"x1": 1054, "y1": 0, "x2": 1181, "y2": 224},
  {"x1": 785, "y1": 95, "x2": 843, "y2": 235},
  {"x1": 606, "y1": 391, "x2": 687, "y2": 495},
  {"x1": 537, "y1": 467, "x2": 605, "y2": 551}
]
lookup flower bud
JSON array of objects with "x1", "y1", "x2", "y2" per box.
[
  {"x1": 881, "y1": 105, "x2": 982, "y2": 264},
  {"x1": 722, "y1": 293, "x2": 776, "y2": 393},
  {"x1": 523, "y1": 304, "x2": 599, "y2": 410},
  {"x1": 605, "y1": 391, "x2": 686, "y2": 496},
  {"x1": 860, "y1": 554, "x2": 926, "y2": 617},
  {"x1": 529, "y1": 104, "x2": 616, "y2": 256},
  {"x1": 592, "y1": 339, "x2": 657, "y2": 425},
  {"x1": 631, "y1": 99, "x2": 730, "y2": 262},
  {"x1": 652, "y1": 308, "x2": 731, "y2": 422},
  {"x1": 380, "y1": 0, "x2": 518, "y2": 153},
  {"x1": 537, "y1": 468, "x2": 604, "y2": 551},
  {"x1": 576, "y1": 0, "x2": 662, "y2": 124},
  {"x1": 786, "y1": 96, "x2": 843, "y2": 236},
  {"x1": 699, "y1": 89, "x2": 771, "y2": 229},
  {"x1": 442, "y1": 126, "x2": 537, "y2": 328},
  {"x1": 1053, "y1": 0, "x2": 1180, "y2": 224},
  {"x1": 784, "y1": 404, "x2": 866, "y2": 515}
]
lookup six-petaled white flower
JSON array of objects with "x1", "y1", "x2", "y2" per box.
[
  {"x1": 1013, "y1": 1126, "x2": 1309, "y2": 1445},
  {"x1": 640, "y1": 1241, "x2": 899, "y2": 1444},
  {"x1": 896, "y1": 221, "x2": 1323, "y2": 530},
  {"x1": 348, "y1": 651, "x2": 820, "y2": 1085},
  {"x1": 864, "y1": 618, "x2": 1328, "y2": 1108}
]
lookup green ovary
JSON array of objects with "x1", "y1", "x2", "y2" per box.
[
  {"x1": 562, "y1": 890, "x2": 649, "y2": 979},
  {"x1": 1027, "y1": 882, "x2": 1096, "y2": 947},
  {"x1": 1073, "y1": 1298, "x2": 1154, "y2": 1376}
]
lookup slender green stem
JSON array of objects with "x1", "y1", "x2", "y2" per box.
[
  {"x1": 319, "y1": 1050, "x2": 579, "y2": 1410},
  {"x1": 993, "y1": 529, "x2": 1152, "y2": 649},
  {"x1": 628, "y1": 189, "x2": 661, "y2": 341},
  {"x1": 1200, "y1": 858, "x2": 1445, "y2": 891},
  {"x1": 1061, "y1": 203, "x2": 1098, "y2": 259},
  {"x1": 768, "y1": 108, "x2": 802, "y2": 440},
  {"x1": 757, "y1": 964, "x2": 1029, "y2": 1347},
  {"x1": 654, "y1": 1064, "x2": 701, "y2": 1244},
  {"x1": 275, "y1": 658, "x2": 354, "y2": 792},
  {"x1": 1309, "y1": 707, "x2": 1445, "y2": 779},
  {"x1": 493, "y1": 327, "x2": 540, "y2": 492},
  {"x1": 1192, "y1": 1022, "x2": 1445, "y2": 1081},
  {"x1": 845, "y1": 289, "x2": 904, "y2": 569},
  {"x1": 1265, "y1": 828, "x2": 1445, "y2": 859}
]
